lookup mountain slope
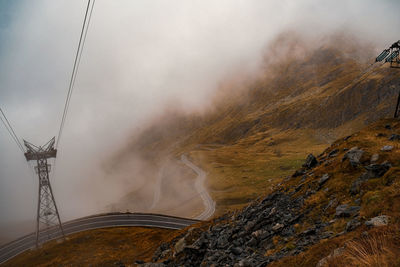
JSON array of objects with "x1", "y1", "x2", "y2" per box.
[
  {"x1": 143, "y1": 118, "x2": 400, "y2": 266},
  {"x1": 111, "y1": 34, "x2": 400, "y2": 216}
]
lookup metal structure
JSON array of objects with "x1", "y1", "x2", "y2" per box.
[
  {"x1": 376, "y1": 40, "x2": 400, "y2": 117},
  {"x1": 23, "y1": 137, "x2": 65, "y2": 247}
]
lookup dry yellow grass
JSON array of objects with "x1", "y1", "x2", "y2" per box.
[
  {"x1": 2, "y1": 227, "x2": 179, "y2": 267},
  {"x1": 321, "y1": 226, "x2": 400, "y2": 267},
  {"x1": 188, "y1": 128, "x2": 327, "y2": 216}
]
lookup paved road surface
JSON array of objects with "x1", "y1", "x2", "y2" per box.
[
  {"x1": 0, "y1": 212, "x2": 199, "y2": 265},
  {"x1": 181, "y1": 155, "x2": 216, "y2": 220}
]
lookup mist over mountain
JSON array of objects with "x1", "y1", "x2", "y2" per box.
[{"x1": 0, "y1": 0, "x2": 399, "y2": 239}]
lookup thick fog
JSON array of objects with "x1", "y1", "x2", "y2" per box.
[{"x1": 0, "y1": 0, "x2": 399, "y2": 238}]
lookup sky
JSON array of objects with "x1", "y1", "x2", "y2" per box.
[{"x1": 0, "y1": 0, "x2": 399, "y2": 236}]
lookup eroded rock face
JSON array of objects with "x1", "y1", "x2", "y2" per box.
[{"x1": 342, "y1": 147, "x2": 364, "y2": 167}]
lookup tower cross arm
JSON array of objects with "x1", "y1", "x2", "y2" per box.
[
  {"x1": 24, "y1": 150, "x2": 57, "y2": 161},
  {"x1": 23, "y1": 137, "x2": 57, "y2": 161}
]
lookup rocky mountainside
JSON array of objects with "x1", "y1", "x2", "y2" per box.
[
  {"x1": 110, "y1": 34, "x2": 400, "y2": 215},
  {"x1": 124, "y1": 35, "x2": 400, "y2": 152},
  {"x1": 139, "y1": 118, "x2": 400, "y2": 266}
]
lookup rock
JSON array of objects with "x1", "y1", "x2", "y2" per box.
[
  {"x1": 381, "y1": 145, "x2": 393, "y2": 151},
  {"x1": 114, "y1": 261, "x2": 125, "y2": 267},
  {"x1": 251, "y1": 229, "x2": 265, "y2": 239},
  {"x1": 320, "y1": 231, "x2": 334, "y2": 239},
  {"x1": 174, "y1": 237, "x2": 186, "y2": 255},
  {"x1": 302, "y1": 227, "x2": 316, "y2": 236},
  {"x1": 370, "y1": 153, "x2": 379, "y2": 163},
  {"x1": 247, "y1": 237, "x2": 257, "y2": 247},
  {"x1": 292, "y1": 169, "x2": 306, "y2": 177},
  {"x1": 389, "y1": 134, "x2": 400, "y2": 141},
  {"x1": 319, "y1": 174, "x2": 330, "y2": 188},
  {"x1": 324, "y1": 198, "x2": 338, "y2": 211},
  {"x1": 344, "y1": 135, "x2": 352, "y2": 141},
  {"x1": 332, "y1": 247, "x2": 345, "y2": 257},
  {"x1": 328, "y1": 149, "x2": 339, "y2": 157},
  {"x1": 139, "y1": 264, "x2": 165, "y2": 267},
  {"x1": 272, "y1": 223, "x2": 284, "y2": 231},
  {"x1": 365, "y1": 215, "x2": 390, "y2": 227},
  {"x1": 217, "y1": 235, "x2": 229, "y2": 249},
  {"x1": 295, "y1": 183, "x2": 303, "y2": 192},
  {"x1": 335, "y1": 204, "x2": 360, "y2": 217},
  {"x1": 244, "y1": 221, "x2": 256, "y2": 232},
  {"x1": 230, "y1": 247, "x2": 243, "y2": 255},
  {"x1": 350, "y1": 177, "x2": 364, "y2": 195},
  {"x1": 350, "y1": 163, "x2": 391, "y2": 195},
  {"x1": 160, "y1": 249, "x2": 171, "y2": 258},
  {"x1": 346, "y1": 219, "x2": 361, "y2": 232},
  {"x1": 342, "y1": 147, "x2": 364, "y2": 167},
  {"x1": 303, "y1": 154, "x2": 318, "y2": 169},
  {"x1": 364, "y1": 162, "x2": 391, "y2": 177},
  {"x1": 235, "y1": 259, "x2": 254, "y2": 267}
]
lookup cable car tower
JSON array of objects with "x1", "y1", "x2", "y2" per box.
[
  {"x1": 376, "y1": 40, "x2": 400, "y2": 117},
  {"x1": 24, "y1": 137, "x2": 65, "y2": 246}
]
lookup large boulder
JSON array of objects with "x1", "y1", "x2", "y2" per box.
[
  {"x1": 303, "y1": 154, "x2": 318, "y2": 169},
  {"x1": 365, "y1": 215, "x2": 390, "y2": 227},
  {"x1": 342, "y1": 147, "x2": 364, "y2": 167}
]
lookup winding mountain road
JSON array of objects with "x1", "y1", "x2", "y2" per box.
[
  {"x1": 0, "y1": 212, "x2": 199, "y2": 265},
  {"x1": 181, "y1": 155, "x2": 216, "y2": 220},
  {"x1": 1, "y1": 157, "x2": 215, "y2": 264}
]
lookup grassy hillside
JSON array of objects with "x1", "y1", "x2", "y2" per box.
[
  {"x1": 143, "y1": 118, "x2": 400, "y2": 266},
  {"x1": 113, "y1": 34, "x2": 400, "y2": 216},
  {"x1": 3, "y1": 227, "x2": 179, "y2": 267}
]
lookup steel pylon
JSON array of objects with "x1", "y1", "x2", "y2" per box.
[{"x1": 23, "y1": 137, "x2": 65, "y2": 247}]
